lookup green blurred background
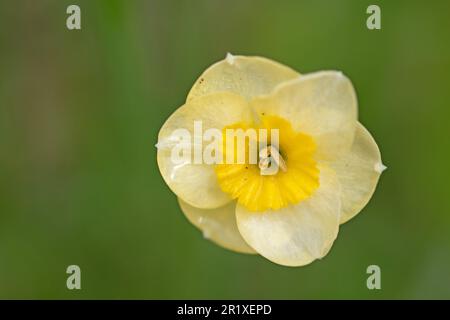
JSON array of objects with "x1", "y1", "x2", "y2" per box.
[{"x1": 1, "y1": 0, "x2": 450, "y2": 299}]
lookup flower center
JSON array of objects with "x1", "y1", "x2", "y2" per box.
[
  {"x1": 215, "y1": 115, "x2": 320, "y2": 212},
  {"x1": 258, "y1": 145, "x2": 287, "y2": 174}
]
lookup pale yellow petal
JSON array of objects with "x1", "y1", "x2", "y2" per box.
[
  {"x1": 330, "y1": 122, "x2": 384, "y2": 224},
  {"x1": 157, "y1": 92, "x2": 253, "y2": 209},
  {"x1": 251, "y1": 71, "x2": 358, "y2": 160},
  {"x1": 178, "y1": 198, "x2": 256, "y2": 254},
  {"x1": 236, "y1": 166, "x2": 341, "y2": 267},
  {"x1": 187, "y1": 54, "x2": 299, "y2": 102}
]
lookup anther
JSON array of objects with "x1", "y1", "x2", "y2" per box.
[{"x1": 258, "y1": 145, "x2": 287, "y2": 174}]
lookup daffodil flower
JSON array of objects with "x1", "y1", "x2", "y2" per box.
[{"x1": 157, "y1": 54, "x2": 385, "y2": 267}]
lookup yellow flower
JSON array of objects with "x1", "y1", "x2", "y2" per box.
[{"x1": 156, "y1": 54, "x2": 385, "y2": 267}]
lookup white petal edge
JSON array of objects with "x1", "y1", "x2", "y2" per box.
[
  {"x1": 236, "y1": 166, "x2": 341, "y2": 267},
  {"x1": 330, "y1": 122, "x2": 384, "y2": 224},
  {"x1": 187, "y1": 54, "x2": 300, "y2": 102}
]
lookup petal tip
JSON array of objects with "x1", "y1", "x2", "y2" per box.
[
  {"x1": 334, "y1": 70, "x2": 350, "y2": 82},
  {"x1": 202, "y1": 230, "x2": 211, "y2": 239},
  {"x1": 225, "y1": 52, "x2": 235, "y2": 65},
  {"x1": 374, "y1": 162, "x2": 387, "y2": 174},
  {"x1": 155, "y1": 139, "x2": 173, "y2": 150}
]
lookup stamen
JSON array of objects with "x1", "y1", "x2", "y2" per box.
[{"x1": 259, "y1": 145, "x2": 287, "y2": 174}]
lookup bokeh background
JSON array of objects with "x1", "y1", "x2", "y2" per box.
[{"x1": 1, "y1": 0, "x2": 450, "y2": 299}]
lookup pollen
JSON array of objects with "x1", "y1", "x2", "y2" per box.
[{"x1": 215, "y1": 115, "x2": 320, "y2": 212}]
